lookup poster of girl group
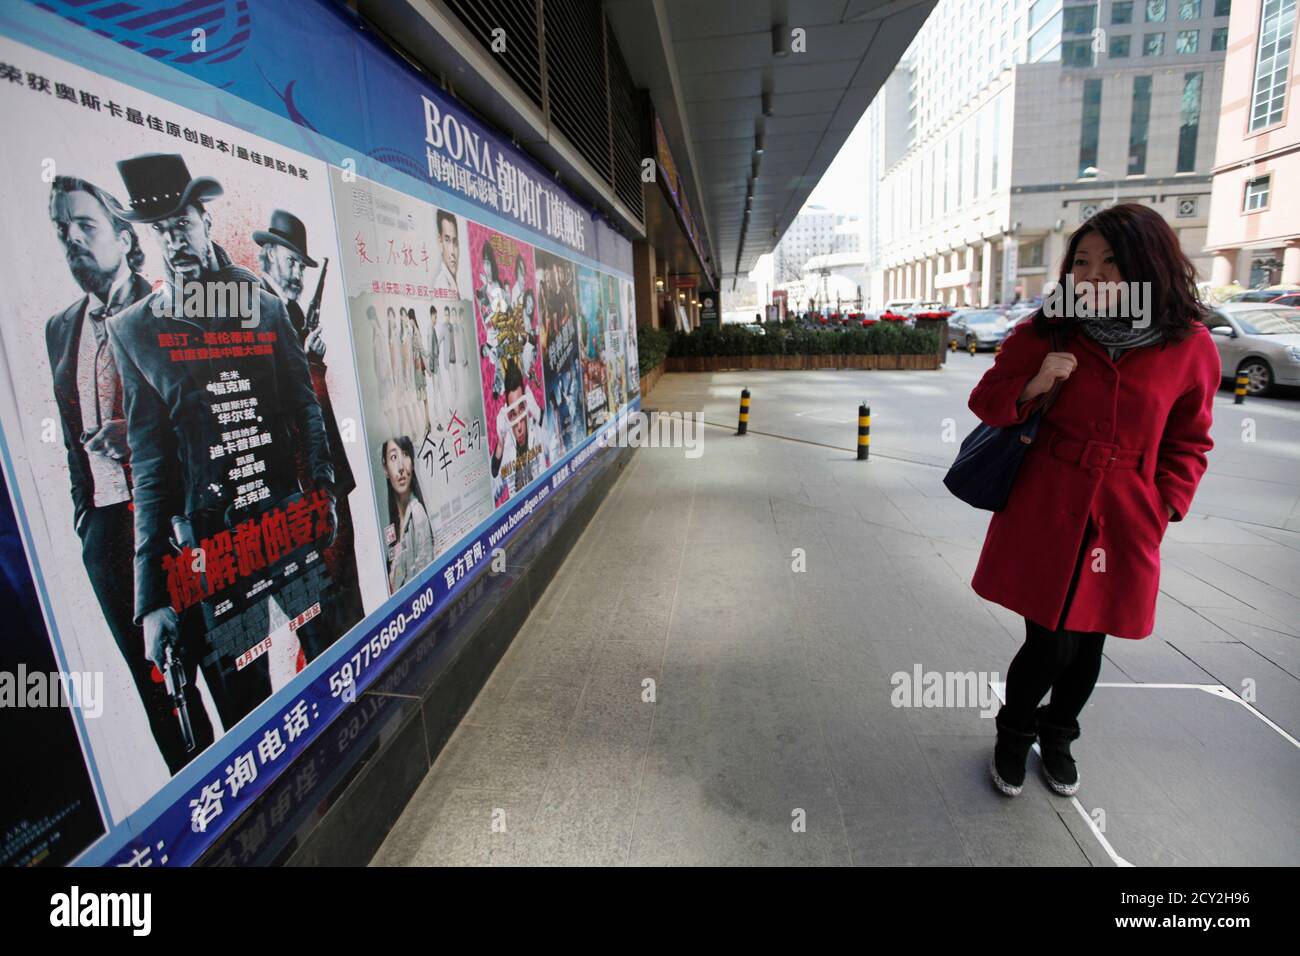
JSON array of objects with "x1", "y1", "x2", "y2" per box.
[{"x1": 0, "y1": 0, "x2": 639, "y2": 869}]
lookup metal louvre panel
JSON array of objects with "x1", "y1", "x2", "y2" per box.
[
  {"x1": 444, "y1": 0, "x2": 544, "y2": 109},
  {"x1": 606, "y1": 17, "x2": 645, "y2": 223},
  {"x1": 543, "y1": 0, "x2": 613, "y2": 188}
]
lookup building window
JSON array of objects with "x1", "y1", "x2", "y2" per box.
[
  {"x1": 1021, "y1": 238, "x2": 1045, "y2": 267},
  {"x1": 1113, "y1": 1, "x2": 1134, "y2": 23},
  {"x1": 1128, "y1": 75, "x2": 1153, "y2": 173},
  {"x1": 1211, "y1": 26, "x2": 1228, "y2": 49},
  {"x1": 1079, "y1": 78, "x2": 1103, "y2": 177},
  {"x1": 1111, "y1": 34, "x2": 1132, "y2": 56},
  {"x1": 1179, "y1": 0, "x2": 1201, "y2": 17},
  {"x1": 1176, "y1": 29, "x2": 1199, "y2": 52},
  {"x1": 1146, "y1": 0, "x2": 1167, "y2": 20},
  {"x1": 1177, "y1": 72, "x2": 1203, "y2": 172},
  {"x1": 1064, "y1": 39, "x2": 1096, "y2": 64},
  {"x1": 957, "y1": 129, "x2": 965, "y2": 206},
  {"x1": 1029, "y1": 0, "x2": 1047, "y2": 29},
  {"x1": 1249, "y1": 0, "x2": 1297, "y2": 131},
  {"x1": 1065, "y1": 4, "x2": 1098, "y2": 32},
  {"x1": 1243, "y1": 174, "x2": 1271, "y2": 211},
  {"x1": 1029, "y1": 10, "x2": 1064, "y2": 59},
  {"x1": 974, "y1": 115, "x2": 982, "y2": 197},
  {"x1": 991, "y1": 96, "x2": 1001, "y2": 188},
  {"x1": 1214, "y1": 0, "x2": 1231, "y2": 15},
  {"x1": 1145, "y1": 32, "x2": 1166, "y2": 54}
]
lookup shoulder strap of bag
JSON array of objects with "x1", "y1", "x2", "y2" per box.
[{"x1": 1037, "y1": 325, "x2": 1066, "y2": 415}]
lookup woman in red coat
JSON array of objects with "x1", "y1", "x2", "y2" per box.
[{"x1": 968, "y1": 204, "x2": 1219, "y2": 798}]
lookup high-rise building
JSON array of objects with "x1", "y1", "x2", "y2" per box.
[
  {"x1": 864, "y1": 0, "x2": 1229, "y2": 308},
  {"x1": 1204, "y1": 0, "x2": 1299, "y2": 289}
]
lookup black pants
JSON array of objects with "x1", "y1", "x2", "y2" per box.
[
  {"x1": 1003, "y1": 518, "x2": 1105, "y2": 730},
  {"x1": 81, "y1": 502, "x2": 214, "y2": 774}
]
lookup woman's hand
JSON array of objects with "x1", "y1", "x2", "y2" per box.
[{"x1": 1019, "y1": 351, "x2": 1078, "y2": 403}]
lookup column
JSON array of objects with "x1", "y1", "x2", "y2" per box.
[
  {"x1": 924, "y1": 257, "x2": 934, "y2": 300},
  {"x1": 963, "y1": 245, "x2": 976, "y2": 306},
  {"x1": 1282, "y1": 243, "x2": 1300, "y2": 286},
  {"x1": 1209, "y1": 250, "x2": 1237, "y2": 288},
  {"x1": 981, "y1": 239, "x2": 994, "y2": 307},
  {"x1": 632, "y1": 240, "x2": 657, "y2": 328},
  {"x1": 1000, "y1": 236, "x2": 1014, "y2": 302}
]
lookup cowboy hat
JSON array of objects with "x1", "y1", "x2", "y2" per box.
[
  {"x1": 253, "y1": 209, "x2": 318, "y2": 268},
  {"x1": 110, "y1": 153, "x2": 222, "y2": 223}
]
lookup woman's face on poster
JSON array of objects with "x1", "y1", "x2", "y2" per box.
[{"x1": 384, "y1": 440, "x2": 412, "y2": 496}]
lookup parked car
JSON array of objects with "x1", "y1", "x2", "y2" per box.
[
  {"x1": 883, "y1": 298, "x2": 919, "y2": 315},
  {"x1": 739, "y1": 322, "x2": 766, "y2": 336},
  {"x1": 1205, "y1": 303, "x2": 1300, "y2": 396},
  {"x1": 947, "y1": 308, "x2": 1012, "y2": 351},
  {"x1": 1226, "y1": 286, "x2": 1300, "y2": 306}
]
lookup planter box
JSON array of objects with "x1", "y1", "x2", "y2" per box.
[
  {"x1": 639, "y1": 361, "x2": 667, "y2": 397},
  {"x1": 663, "y1": 354, "x2": 940, "y2": 373}
]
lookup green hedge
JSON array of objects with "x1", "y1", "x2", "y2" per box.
[
  {"x1": 665, "y1": 322, "x2": 938, "y2": 358},
  {"x1": 636, "y1": 324, "x2": 672, "y2": 377}
]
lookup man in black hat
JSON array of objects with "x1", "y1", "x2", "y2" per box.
[
  {"x1": 106, "y1": 153, "x2": 337, "y2": 732},
  {"x1": 255, "y1": 210, "x2": 363, "y2": 637},
  {"x1": 45, "y1": 174, "x2": 214, "y2": 772}
]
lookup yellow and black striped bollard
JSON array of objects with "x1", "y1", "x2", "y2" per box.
[
  {"x1": 968, "y1": 338, "x2": 977, "y2": 356},
  {"x1": 949, "y1": 338, "x2": 957, "y2": 352},
  {"x1": 995, "y1": 341, "x2": 1003, "y2": 355},
  {"x1": 857, "y1": 403, "x2": 870, "y2": 460},
  {"x1": 737, "y1": 388, "x2": 751, "y2": 434},
  {"x1": 1234, "y1": 372, "x2": 1248, "y2": 405}
]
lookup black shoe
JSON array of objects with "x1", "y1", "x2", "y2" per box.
[
  {"x1": 990, "y1": 707, "x2": 1037, "y2": 797},
  {"x1": 1036, "y1": 705, "x2": 1081, "y2": 796}
]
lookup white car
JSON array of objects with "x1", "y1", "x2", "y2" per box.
[{"x1": 1205, "y1": 303, "x2": 1300, "y2": 395}]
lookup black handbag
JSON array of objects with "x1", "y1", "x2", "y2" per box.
[{"x1": 943, "y1": 330, "x2": 1064, "y2": 512}]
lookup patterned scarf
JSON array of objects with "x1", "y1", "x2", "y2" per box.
[{"x1": 1077, "y1": 317, "x2": 1165, "y2": 358}]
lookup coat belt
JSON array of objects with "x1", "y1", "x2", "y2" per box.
[{"x1": 1045, "y1": 433, "x2": 1143, "y2": 471}]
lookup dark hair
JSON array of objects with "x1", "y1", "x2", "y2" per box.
[
  {"x1": 502, "y1": 358, "x2": 524, "y2": 396},
  {"x1": 481, "y1": 240, "x2": 499, "y2": 284},
  {"x1": 48, "y1": 176, "x2": 145, "y2": 273},
  {"x1": 380, "y1": 436, "x2": 424, "y2": 539},
  {"x1": 1032, "y1": 202, "x2": 1206, "y2": 343},
  {"x1": 435, "y1": 209, "x2": 457, "y2": 236}
]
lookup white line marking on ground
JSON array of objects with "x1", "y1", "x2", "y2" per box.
[
  {"x1": 991, "y1": 681, "x2": 1134, "y2": 867},
  {"x1": 1094, "y1": 682, "x2": 1300, "y2": 748}
]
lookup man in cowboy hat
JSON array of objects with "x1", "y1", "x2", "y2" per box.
[
  {"x1": 45, "y1": 174, "x2": 214, "y2": 772},
  {"x1": 255, "y1": 210, "x2": 363, "y2": 635},
  {"x1": 105, "y1": 152, "x2": 337, "y2": 731}
]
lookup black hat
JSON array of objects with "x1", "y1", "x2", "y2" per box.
[
  {"x1": 253, "y1": 209, "x2": 318, "y2": 268},
  {"x1": 111, "y1": 153, "x2": 222, "y2": 223}
]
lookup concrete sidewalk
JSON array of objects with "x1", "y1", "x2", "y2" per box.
[{"x1": 373, "y1": 369, "x2": 1300, "y2": 866}]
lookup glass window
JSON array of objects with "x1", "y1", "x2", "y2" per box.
[
  {"x1": 1147, "y1": 0, "x2": 1168, "y2": 20},
  {"x1": 1113, "y1": 1, "x2": 1134, "y2": 23},
  {"x1": 1111, "y1": 34, "x2": 1132, "y2": 56},
  {"x1": 1128, "y1": 75, "x2": 1153, "y2": 173},
  {"x1": 1211, "y1": 26, "x2": 1228, "y2": 49},
  {"x1": 1021, "y1": 239, "x2": 1045, "y2": 267},
  {"x1": 1079, "y1": 79, "x2": 1103, "y2": 177},
  {"x1": 1176, "y1": 29, "x2": 1200, "y2": 51},
  {"x1": 1180, "y1": 0, "x2": 1201, "y2": 17},
  {"x1": 1029, "y1": 0, "x2": 1047, "y2": 29},
  {"x1": 957, "y1": 129, "x2": 965, "y2": 206},
  {"x1": 1065, "y1": 4, "x2": 1098, "y2": 33},
  {"x1": 1214, "y1": 0, "x2": 1231, "y2": 15},
  {"x1": 1250, "y1": 0, "x2": 1297, "y2": 131},
  {"x1": 1064, "y1": 39, "x2": 1096, "y2": 64},
  {"x1": 1145, "y1": 31, "x2": 1166, "y2": 54},
  {"x1": 1177, "y1": 72, "x2": 1203, "y2": 171},
  {"x1": 1029, "y1": 10, "x2": 1063, "y2": 59},
  {"x1": 1243, "y1": 175, "x2": 1270, "y2": 211}
]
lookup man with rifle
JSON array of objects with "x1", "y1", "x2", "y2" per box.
[{"x1": 255, "y1": 210, "x2": 364, "y2": 645}]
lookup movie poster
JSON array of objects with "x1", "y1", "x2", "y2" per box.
[
  {"x1": 0, "y1": 39, "x2": 381, "y2": 822},
  {"x1": 328, "y1": 171, "x2": 494, "y2": 593},
  {"x1": 602, "y1": 272, "x2": 628, "y2": 414},
  {"x1": 622, "y1": 277, "x2": 640, "y2": 399},
  {"x1": 577, "y1": 266, "x2": 611, "y2": 433},
  {"x1": 467, "y1": 222, "x2": 548, "y2": 507},
  {"x1": 535, "y1": 249, "x2": 585, "y2": 461},
  {"x1": 0, "y1": 462, "x2": 106, "y2": 867}
]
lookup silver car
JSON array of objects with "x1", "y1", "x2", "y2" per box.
[
  {"x1": 947, "y1": 308, "x2": 1012, "y2": 351},
  {"x1": 1206, "y1": 303, "x2": 1300, "y2": 396}
]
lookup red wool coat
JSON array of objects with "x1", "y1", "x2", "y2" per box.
[{"x1": 968, "y1": 320, "x2": 1219, "y2": 639}]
